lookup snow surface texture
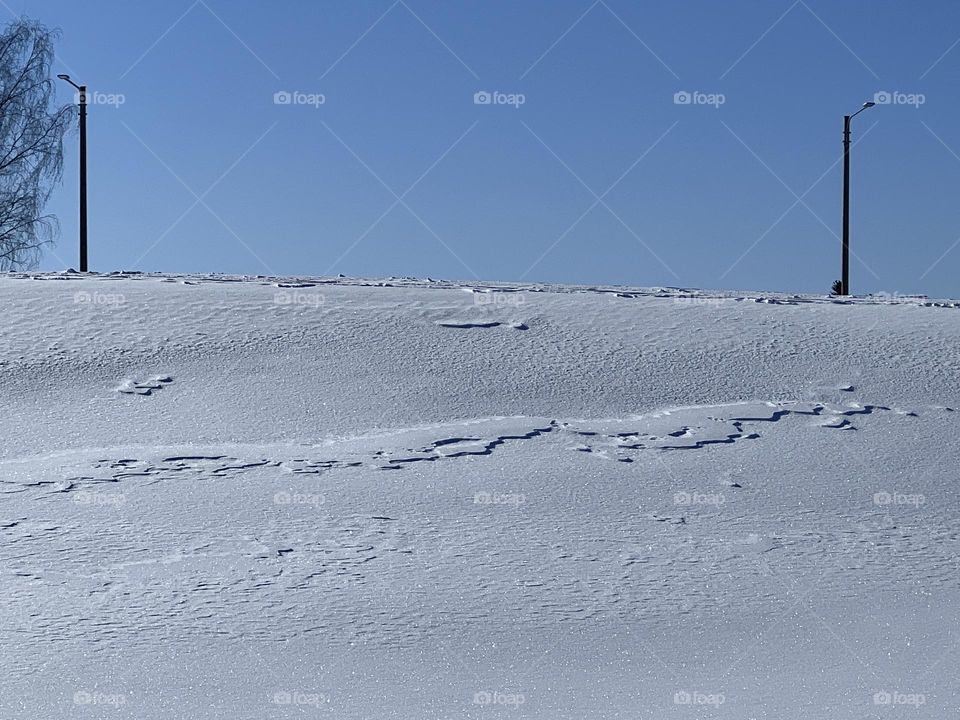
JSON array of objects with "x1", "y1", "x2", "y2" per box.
[{"x1": 2, "y1": 271, "x2": 958, "y2": 719}]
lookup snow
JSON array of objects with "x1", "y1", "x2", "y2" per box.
[{"x1": 1, "y1": 271, "x2": 958, "y2": 719}]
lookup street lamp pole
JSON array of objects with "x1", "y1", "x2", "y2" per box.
[
  {"x1": 57, "y1": 74, "x2": 88, "y2": 273},
  {"x1": 841, "y1": 101, "x2": 875, "y2": 296}
]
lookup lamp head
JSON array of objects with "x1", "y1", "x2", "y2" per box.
[
  {"x1": 863, "y1": 101, "x2": 876, "y2": 108},
  {"x1": 57, "y1": 74, "x2": 70, "y2": 81}
]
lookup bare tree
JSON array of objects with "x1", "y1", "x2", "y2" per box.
[{"x1": 0, "y1": 19, "x2": 72, "y2": 270}]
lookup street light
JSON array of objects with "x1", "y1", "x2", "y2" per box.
[
  {"x1": 840, "y1": 100, "x2": 875, "y2": 296},
  {"x1": 57, "y1": 74, "x2": 88, "y2": 272}
]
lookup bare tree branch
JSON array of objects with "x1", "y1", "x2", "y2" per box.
[{"x1": 0, "y1": 18, "x2": 72, "y2": 270}]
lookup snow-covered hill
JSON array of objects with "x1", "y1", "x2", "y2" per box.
[{"x1": 2, "y1": 272, "x2": 958, "y2": 719}]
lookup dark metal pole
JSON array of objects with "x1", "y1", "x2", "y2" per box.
[
  {"x1": 79, "y1": 86, "x2": 88, "y2": 272},
  {"x1": 841, "y1": 114, "x2": 851, "y2": 296}
]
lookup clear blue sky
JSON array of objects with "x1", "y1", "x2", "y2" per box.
[{"x1": 15, "y1": 0, "x2": 960, "y2": 296}]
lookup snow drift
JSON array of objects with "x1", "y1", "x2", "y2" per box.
[{"x1": 1, "y1": 272, "x2": 958, "y2": 719}]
